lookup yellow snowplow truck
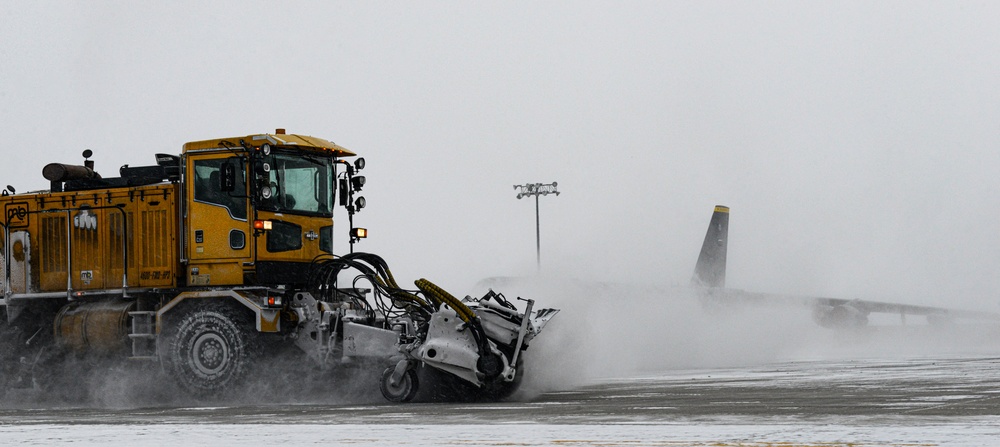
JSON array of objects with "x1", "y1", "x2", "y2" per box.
[{"x1": 0, "y1": 130, "x2": 557, "y2": 402}]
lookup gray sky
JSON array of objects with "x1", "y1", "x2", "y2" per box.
[{"x1": 2, "y1": 1, "x2": 999, "y2": 310}]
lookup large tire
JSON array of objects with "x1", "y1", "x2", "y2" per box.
[
  {"x1": 163, "y1": 304, "x2": 254, "y2": 397},
  {"x1": 380, "y1": 366, "x2": 419, "y2": 403}
]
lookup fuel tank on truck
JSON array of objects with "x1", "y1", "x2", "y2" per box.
[{"x1": 54, "y1": 300, "x2": 135, "y2": 356}]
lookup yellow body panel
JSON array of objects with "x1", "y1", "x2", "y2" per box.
[
  {"x1": 254, "y1": 210, "x2": 332, "y2": 264},
  {"x1": 186, "y1": 261, "x2": 244, "y2": 286},
  {"x1": 0, "y1": 183, "x2": 180, "y2": 293}
]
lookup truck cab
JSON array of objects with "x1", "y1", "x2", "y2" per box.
[{"x1": 182, "y1": 130, "x2": 365, "y2": 288}]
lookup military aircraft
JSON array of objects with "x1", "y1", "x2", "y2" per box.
[{"x1": 692, "y1": 206, "x2": 1000, "y2": 329}]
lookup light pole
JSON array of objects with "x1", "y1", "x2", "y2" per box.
[{"x1": 514, "y1": 182, "x2": 560, "y2": 270}]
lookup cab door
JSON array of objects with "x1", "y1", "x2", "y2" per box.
[
  {"x1": 185, "y1": 153, "x2": 252, "y2": 286},
  {"x1": 251, "y1": 152, "x2": 336, "y2": 285}
]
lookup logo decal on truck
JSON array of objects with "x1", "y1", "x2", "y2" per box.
[{"x1": 5, "y1": 202, "x2": 29, "y2": 228}]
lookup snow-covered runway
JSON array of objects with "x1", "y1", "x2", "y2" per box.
[
  {"x1": 3, "y1": 421, "x2": 1000, "y2": 447},
  {"x1": 2, "y1": 355, "x2": 999, "y2": 446}
]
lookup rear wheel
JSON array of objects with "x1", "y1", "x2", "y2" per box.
[
  {"x1": 163, "y1": 304, "x2": 254, "y2": 397},
  {"x1": 380, "y1": 366, "x2": 419, "y2": 402}
]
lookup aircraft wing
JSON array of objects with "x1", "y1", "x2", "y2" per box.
[
  {"x1": 701, "y1": 287, "x2": 1000, "y2": 328},
  {"x1": 693, "y1": 206, "x2": 1000, "y2": 329}
]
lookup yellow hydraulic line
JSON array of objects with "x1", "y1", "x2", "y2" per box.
[
  {"x1": 420, "y1": 289, "x2": 444, "y2": 308},
  {"x1": 373, "y1": 275, "x2": 429, "y2": 308},
  {"x1": 395, "y1": 292, "x2": 429, "y2": 308},
  {"x1": 374, "y1": 276, "x2": 428, "y2": 312},
  {"x1": 415, "y1": 278, "x2": 475, "y2": 323},
  {"x1": 430, "y1": 289, "x2": 469, "y2": 321},
  {"x1": 382, "y1": 267, "x2": 402, "y2": 289}
]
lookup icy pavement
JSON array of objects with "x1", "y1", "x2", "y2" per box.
[
  {"x1": 3, "y1": 422, "x2": 1000, "y2": 447},
  {"x1": 2, "y1": 355, "x2": 1000, "y2": 446}
]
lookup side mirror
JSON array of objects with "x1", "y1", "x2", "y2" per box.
[
  {"x1": 220, "y1": 162, "x2": 236, "y2": 192},
  {"x1": 338, "y1": 178, "x2": 349, "y2": 207}
]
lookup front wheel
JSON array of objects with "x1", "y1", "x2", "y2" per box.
[
  {"x1": 163, "y1": 305, "x2": 254, "y2": 397},
  {"x1": 380, "y1": 366, "x2": 419, "y2": 402}
]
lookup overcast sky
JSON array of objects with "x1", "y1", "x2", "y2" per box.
[{"x1": 2, "y1": 1, "x2": 999, "y2": 310}]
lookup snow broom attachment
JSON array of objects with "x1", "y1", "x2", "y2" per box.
[
  {"x1": 377, "y1": 277, "x2": 559, "y2": 402},
  {"x1": 413, "y1": 278, "x2": 501, "y2": 377}
]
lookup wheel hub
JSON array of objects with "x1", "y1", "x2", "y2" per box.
[{"x1": 191, "y1": 332, "x2": 228, "y2": 376}]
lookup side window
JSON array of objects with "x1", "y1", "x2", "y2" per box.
[{"x1": 193, "y1": 158, "x2": 248, "y2": 220}]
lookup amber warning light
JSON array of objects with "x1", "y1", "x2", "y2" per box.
[{"x1": 254, "y1": 220, "x2": 273, "y2": 231}]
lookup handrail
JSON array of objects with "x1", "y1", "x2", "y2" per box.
[{"x1": 1, "y1": 221, "x2": 8, "y2": 299}]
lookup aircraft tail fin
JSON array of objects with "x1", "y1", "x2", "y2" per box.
[{"x1": 691, "y1": 205, "x2": 729, "y2": 288}]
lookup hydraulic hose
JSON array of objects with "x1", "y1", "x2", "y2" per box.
[
  {"x1": 415, "y1": 278, "x2": 475, "y2": 323},
  {"x1": 308, "y1": 253, "x2": 433, "y2": 315}
]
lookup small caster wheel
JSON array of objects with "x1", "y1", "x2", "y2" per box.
[{"x1": 380, "y1": 366, "x2": 418, "y2": 402}]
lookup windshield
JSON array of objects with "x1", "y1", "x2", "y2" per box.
[{"x1": 257, "y1": 152, "x2": 334, "y2": 216}]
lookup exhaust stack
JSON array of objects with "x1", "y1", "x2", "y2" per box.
[{"x1": 43, "y1": 150, "x2": 101, "y2": 192}]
